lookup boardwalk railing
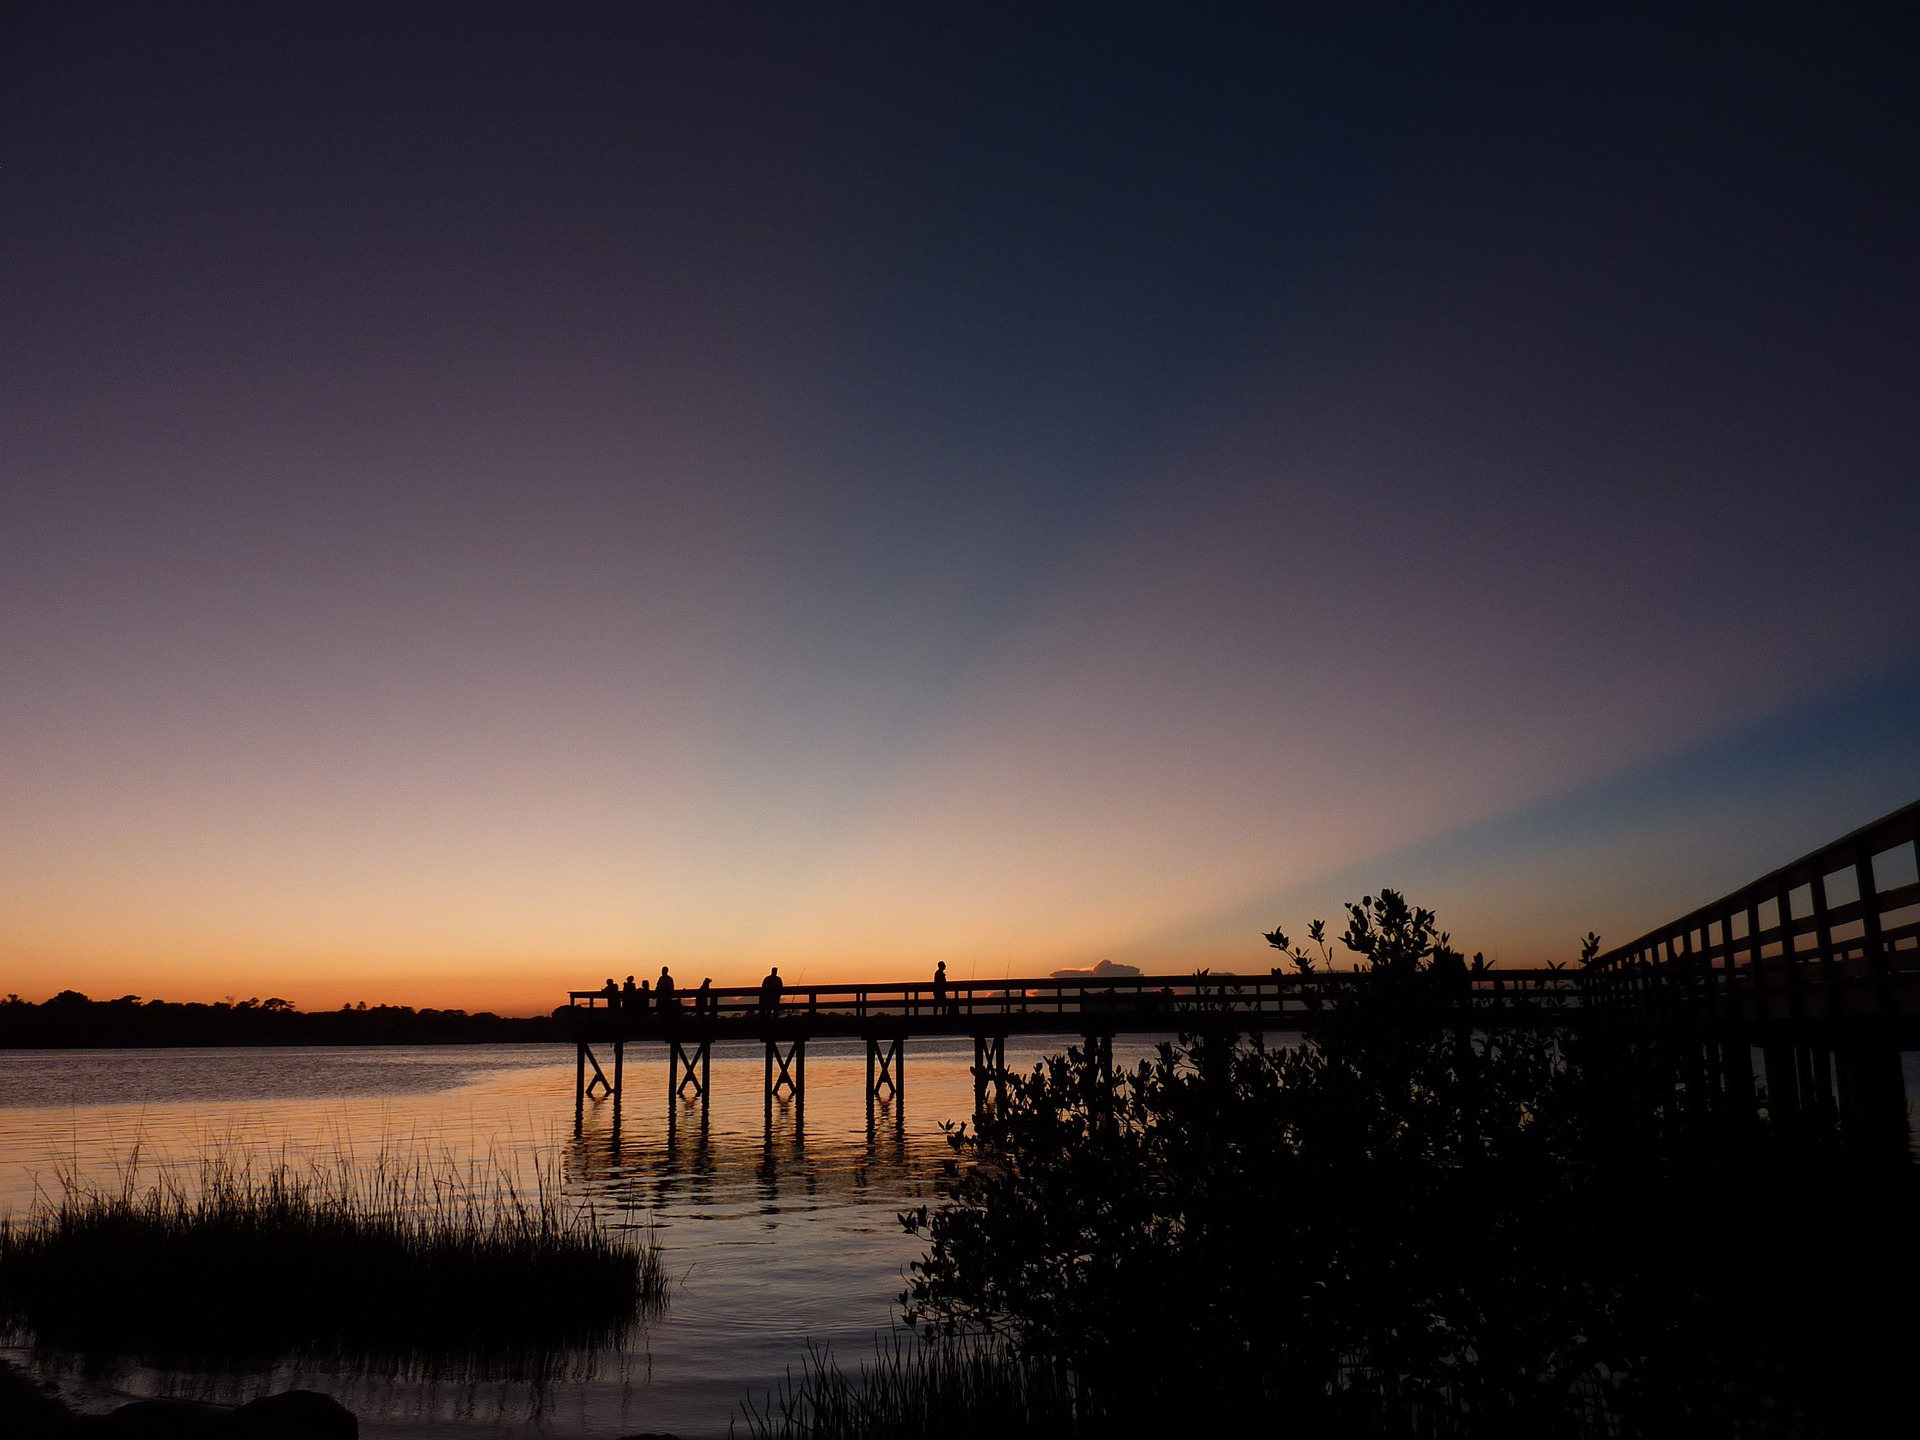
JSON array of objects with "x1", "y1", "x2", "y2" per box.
[
  {"x1": 564, "y1": 967, "x2": 1580, "y2": 1035},
  {"x1": 560, "y1": 802, "x2": 1920, "y2": 1150},
  {"x1": 1581, "y1": 797, "x2": 1920, "y2": 1152},
  {"x1": 1583, "y1": 798, "x2": 1920, "y2": 1029},
  {"x1": 562, "y1": 965, "x2": 1581, "y2": 1132}
]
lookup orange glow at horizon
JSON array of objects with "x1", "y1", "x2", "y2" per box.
[{"x1": 6, "y1": 397, "x2": 1914, "y2": 1015}]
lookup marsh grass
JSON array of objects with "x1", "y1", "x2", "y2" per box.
[
  {"x1": 0, "y1": 1136, "x2": 664, "y2": 1378},
  {"x1": 738, "y1": 1328, "x2": 1081, "y2": 1440}
]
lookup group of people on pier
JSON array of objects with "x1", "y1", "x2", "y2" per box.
[
  {"x1": 601, "y1": 968, "x2": 718, "y2": 1018},
  {"x1": 598, "y1": 961, "x2": 974, "y2": 1024},
  {"x1": 599, "y1": 965, "x2": 790, "y2": 1021}
]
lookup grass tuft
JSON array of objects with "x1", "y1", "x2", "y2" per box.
[
  {"x1": 738, "y1": 1328, "x2": 1081, "y2": 1439},
  {"x1": 0, "y1": 1137, "x2": 665, "y2": 1377}
]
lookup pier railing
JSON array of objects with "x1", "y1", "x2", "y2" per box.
[
  {"x1": 562, "y1": 964, "x2": 1581, "y2": 1129},
  {"x1": 564, "y1": 966, "x2": 1580, "y2": 1035},
  {"x1": 1583, "y1": 798, "x2": 1920, "y2": 1028},
  {"x1": 560, "y1": 802, "x2": 1920, "y2": 1148}
]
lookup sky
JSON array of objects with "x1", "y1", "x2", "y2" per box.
[{"x1": 3, "y1": 4, "x2": 1917, "y2": 1014}]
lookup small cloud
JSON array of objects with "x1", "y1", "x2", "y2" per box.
[{"x1": 1048, "y1": 958, "x2": 1143, "y2": 980}]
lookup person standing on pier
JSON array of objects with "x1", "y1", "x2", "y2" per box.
[
  {"x1": 621, "y1": 975, "x2": 638, "y2": 1013},
  {"x1": 656, "y1": 967, "x2": 677, "y2": 1016},
  {"x1": 602, "y1": 977, "x2": 618, "y2": 1013},
  {"x1": 932, "y1": 961, "x2": 949, "y2": 1018},
  {"x1": 759, "y1": 966, "x2": 783, "y2": 1017},
  {"x1": 696, "y1": 977, "x2": 713, "y2": 1018}
]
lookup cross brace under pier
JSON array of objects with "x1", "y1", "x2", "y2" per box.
[
  {"x1": 765, "y1": 1035, "x2": 805, "y2": 1106},
  {"x1": 866, "y1": 1035, "x2": 904, "y2": 1106},
  {"x1": 973, "y1": 1033, "x2": 1006, "y2": 1114},
  {"x1": 671, "y1": 1036, "x2": 711, "y2": 1104}
]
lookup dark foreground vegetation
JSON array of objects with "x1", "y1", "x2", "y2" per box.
[
  {"x1": 0, "y1": 992, "x2": 563, "y2": 1048},
  {"x1": 742, "y1": 1330, "x2": 1075, "y2": 1440},
  {"x1": 0, "y1": 1143, "x2": 664, "y2": 1383},
  {"x1": 751, "y1": 892, "x2": 1917, "y2": 1439}
]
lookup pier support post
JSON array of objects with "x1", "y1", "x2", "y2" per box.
[
  {"x1": 1081, "y1": 1031, "x2": 1112, "y2": 1082},
  {"x1": 766, "y1": 1035, "x2": 806, "y2": 1105},
  {"x1": 1810, "y1": 1043, "x2": 1836, "y2": 1123},
  {"x1": 865, "y1": 1035, "x2": 905, "y2": 1120},
  {"x1": 972, "y1": 1033, "x2": 1005, "y2": 1115},
  {"x1": 574, "y1": 1042, "x2": 587, "y2": 1131},
  {"x1": 611, "y1": 1039, "x2": 624, "y2": 1133},
  {"x1": 1718, "y1": 1028, "x2": 1756, "y2": 1110},
  {"x1": 671, "y1": 1036, "x2": 712, "y2": 1105},
  {"x1": 1081, "y1": 1031, "x2": 1115, "y2": 1119},
  {"x1": 764, "y1": 1033, "x2": 806, "y2": 1147},
  {"x1": 579, "y1": 1044, "x2": 615, "y2": 1100},
  {"x1": 1762, "y1": 1040, "x2": 1800, "y2": 1120},
  {"x1": 1834, "y1": 1025, "x2": 1910, "y2": 1161}
]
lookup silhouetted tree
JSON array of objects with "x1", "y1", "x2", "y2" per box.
[{"x1": 900, "y1": 892, "x2": 1915, "y2": 1438}]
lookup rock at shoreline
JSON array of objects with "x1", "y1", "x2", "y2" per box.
[
  {"x1": 0, "y1": 1366, "x2": 356, "y2": 1440},
  {"x1": 89, "y1": 1391, "x2": 357, "y2": 1440},
  {"x1": 233, "y1": 1391, "x2": 358, "y2": 1440},
  {"x1": 0, "y1": 1357, "x2": 72, "y2": 1434}
]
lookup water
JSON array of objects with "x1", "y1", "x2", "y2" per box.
[
  {"x1": 0, "y1": 1036, "x2": 1162, "y2": 1438},
  {"x1": 7, "y1": 1039, "x2": 1914, "y2": 1435}
]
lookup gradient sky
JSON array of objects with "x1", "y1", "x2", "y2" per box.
[{"x1": 4, "y1": 5, "x2": 1917, "y2": 1013}]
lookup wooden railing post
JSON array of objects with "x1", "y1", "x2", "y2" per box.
[
  {"x1": 1778, "y1": 883, "x2": 1804, "y2": 1021},
  {"x1": 1853, "y1": 842, "x2": 1890, "y2": 1016},
  {"x1": 1810, "y1": 870, "x2": 1839, "y2": 1016}
]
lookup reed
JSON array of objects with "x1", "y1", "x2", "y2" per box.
[
  {"x1": 738, "y1": 1328, "x2": 1082, "y2": 1440},
  {"x1": 0, "y1": 1136, "x2": 664, "y2": 1374}
]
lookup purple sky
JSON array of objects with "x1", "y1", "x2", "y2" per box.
[{"x1": 3, "y1": 5, "x2": 1917, "y2": 1010}]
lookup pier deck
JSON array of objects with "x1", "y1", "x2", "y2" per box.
[{"x1": 563, "y1": 967, "x2": 1577, "y2": 1128}]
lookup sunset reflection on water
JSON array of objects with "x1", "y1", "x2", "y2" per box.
[{"x1": 0, "y1": 1036, "x2": 1180, "y2": 1438}]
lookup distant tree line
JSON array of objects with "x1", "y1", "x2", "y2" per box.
[{"x1": 0, "y1": 991, "x2": 565, "y2": 1048}]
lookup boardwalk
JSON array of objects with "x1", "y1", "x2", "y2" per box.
[
  {"x1": 567, "y1": 797, "x2": 1920, "y2": 1151},
  {"x1": 1583, "y1": 798, "x2": 1920, "y2": 1030},
  {"x1": 1582, "y1": 796, "x2": 1920, "y2": 1149},
  {"x1": 564, "y1": 966, "x2": 1577, "y2": 1128}
]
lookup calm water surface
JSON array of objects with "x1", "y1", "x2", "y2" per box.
[
  {"x1": 9, "y1": 1040, "x2": 1913, "y2": 1436},
  {"x1": 0, "y1": 1037, "x2": 1167, "y2": 1439}
]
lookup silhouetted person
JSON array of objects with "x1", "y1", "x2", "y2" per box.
[
  {"x1": 602, "y1": 977, "x2": 618, "y2": 1013},
  {"x1": 657, "y1": 967, "x2": 677, "y2": 1016},
  {"x1": 639, "y1": 978, "x2": 651, "y2": 1014},
  {"x1": 622, "y1": 974, "x2": 638, "y2": 1011},
  {"x1": 697, "y1": 977, "x2": 713, "y2": 1018},
  {"x1": 933, "y1": 961, "x2": 949, "y2": 1017},
  {"x1": 760, "y1": 966, "x2": 783, "y2": 1017}
]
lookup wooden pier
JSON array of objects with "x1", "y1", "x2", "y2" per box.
[
  {"x1": 565, "y1": 965, "x2": 1578, "y2": 1132},
  {"x1": 568, "y1": 799, "x2": 1920, "y2": 1154},
  {"x1": 1581, "y1": 797, "x2": 1920, "y2": 1151}
]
